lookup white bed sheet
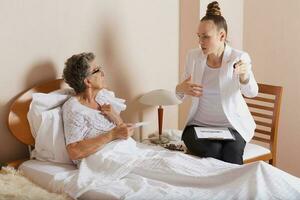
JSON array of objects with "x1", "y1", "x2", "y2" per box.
[
  {"x1": 19, "y1": 160, "x2": 112, "y2": 200},
  {"x1": 19, "y1": 140, "x2": 300, "y2": 200}
]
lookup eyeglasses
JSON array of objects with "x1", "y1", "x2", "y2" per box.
[{"x1": 87, "y1": 66, "x2": 104, "y2": 77}]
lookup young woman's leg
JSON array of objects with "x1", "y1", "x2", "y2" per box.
[
  {"x1": 221, "y1": 128, "x2": 246, "y2": 165},
  {"x1": 182, "y1": 125, "x2": 222, "y2": 160}
]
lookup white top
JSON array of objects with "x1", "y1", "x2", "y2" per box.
[
  {"x1": 62, "y1": 89, "x2": 126, "y2": 164},
  {"x1": 62, "y1": 97, "x2": 116, "y2": 145},
  {"x1": 191, "y1": 64, "x2": 232, "y2": 127}
]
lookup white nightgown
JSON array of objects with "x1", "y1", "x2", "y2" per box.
[{"x1": 62, "y1": 89, "x2": 126, "y2": 165}]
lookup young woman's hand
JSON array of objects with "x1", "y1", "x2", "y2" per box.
[
  {"x1": 234, "y1": 60, "x2": 250, "y2": 84},
  {"x1": 100, "y1": 104, "x2": 123, "y2": 125},
  {"x1": 176, "y1": 75, "x2": 203, "y2": 97},
  {"x1": 111, "y1": 123, "x2": 134, "y2": 140}
]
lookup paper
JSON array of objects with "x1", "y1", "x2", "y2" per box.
[
  {"x1": 132, "y1": 121, "x2": 150, "y2": 128},
  {"x1": 194, "y1": 127, "x2": 235, "y2": 140}
]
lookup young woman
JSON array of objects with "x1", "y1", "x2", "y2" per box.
[{"x1": 176, "y1": 1, "x2": 258, "y2": 164}]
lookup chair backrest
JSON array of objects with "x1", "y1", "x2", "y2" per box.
[
  {"x1": 8, "y1": 79, "x2": 67, "y2": 146},
  {"x1": 244, "y1": 83, "x2": 283, "y2": 162}
]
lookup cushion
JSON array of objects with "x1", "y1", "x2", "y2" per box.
[
  {"x1": 243, "y1": 143, "x2": 271, "y2": 160},
  {"x1": 28, "y1": 89, "x2": 74, "y2": 164},
  {"x1": 148, "y1": 129, "x2": 271, "y2": 162}
]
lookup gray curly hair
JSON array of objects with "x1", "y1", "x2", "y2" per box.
[{"x1": 63, "y1": 52, "x2": 95, "y2": 94}]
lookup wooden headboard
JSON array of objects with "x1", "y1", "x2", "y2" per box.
[{"x1": 7, "y1": 79, "x2": 67, "y2": 146}]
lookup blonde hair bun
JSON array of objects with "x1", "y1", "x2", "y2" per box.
[{"x1": 206, "y1": 1, "x2": 222, "y2": 16}]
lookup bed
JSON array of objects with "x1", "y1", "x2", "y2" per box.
[
  {"x1": 19, "y1": 160, "x2": 113, "y2": 200},
  {"x1": 8, "y1": 79, "x2": 300, "y2": 200}
]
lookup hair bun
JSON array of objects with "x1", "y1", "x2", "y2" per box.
[{"x1": 206, "y1": 1, "x2": 221, "y2": 16}]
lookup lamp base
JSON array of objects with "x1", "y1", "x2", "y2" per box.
[{"x1": 149, "y1": 135, "x2": 169, "y2": 144}]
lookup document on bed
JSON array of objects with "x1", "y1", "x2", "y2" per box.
[{"x1": 194, "y1": 127, "x2": 235, "y2": 140}]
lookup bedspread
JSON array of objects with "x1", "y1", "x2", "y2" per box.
[{"x1": 49, "y1": 138, "x2": 300, "y2": 200}]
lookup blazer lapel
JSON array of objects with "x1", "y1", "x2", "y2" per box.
[
  {"x1": 222, "y1": 44, "x2": 233, "y2": 72},
  {"x1": 219, "y1": 44, "x2": 234, "y2": 86},
  {"x1": 193, "y1": 53, "x2": 207, "y2": 85}
]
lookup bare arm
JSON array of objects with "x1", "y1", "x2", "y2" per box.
[{"x1": 66, "y1": 123, "x2": 133, "y2": 160}]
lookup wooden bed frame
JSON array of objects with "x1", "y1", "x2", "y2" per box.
[{"x1": 7, "y1": 79, "x2": 67, "y2": 167}]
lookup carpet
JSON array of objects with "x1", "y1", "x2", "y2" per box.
[{"x1": 0, "y1": 167, "x2": 71, "y2": 200}]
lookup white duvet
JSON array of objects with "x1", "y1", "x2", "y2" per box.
[{"x1": 50, "y1": 138, "x2": 300, "y2": 200}]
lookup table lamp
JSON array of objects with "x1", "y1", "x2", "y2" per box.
[{"x1": 139, "y1": 89, "x2": 182, "y2": 144}]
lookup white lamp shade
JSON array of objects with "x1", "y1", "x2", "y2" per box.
[{"x1": 139, "y1": 89, "x2": 182, "y2": 106}]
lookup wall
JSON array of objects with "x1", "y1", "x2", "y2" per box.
[
  {"x1": 178, "y1": 0, "x2": 200, "y2": 129},
  {"x1": 0, "y1": 0, "x2": 179, "y2": 163},
  {"x1": 244, "y1": 0, "x2": 300, "y2": 177}
]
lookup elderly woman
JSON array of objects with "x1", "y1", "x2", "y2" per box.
[{"x1": 62, "y1": 52, "x2": 134, "y2": 165}]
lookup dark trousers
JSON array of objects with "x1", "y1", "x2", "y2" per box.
[{"x1": 182, "y1": 125, "x2": 246, "y2": 165}]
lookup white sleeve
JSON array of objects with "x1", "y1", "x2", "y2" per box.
[{"x1": 63, "y1": 110, "x2": 89, "y2": 145}]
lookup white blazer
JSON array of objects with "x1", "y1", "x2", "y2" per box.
[{"x1": 177, "y1": 45, "x2": 258, "y2": 142}]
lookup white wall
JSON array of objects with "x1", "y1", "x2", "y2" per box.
[
  {"x1": 244, "y1": 0, "x2": 300, "y2": 177},
  {"x1": 0, "y1": 0, "x2": 179, "y2": 162}
]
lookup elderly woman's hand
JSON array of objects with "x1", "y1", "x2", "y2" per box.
[
  {"x1": 234, "y1": 60, "x2": 250, "y2": 84},
  {"x1": 100, "y1": 104, "x2": 123, "y2": 125},
  {"x1": 111, "y1": 123, "x2": 134, "y2": 140}
]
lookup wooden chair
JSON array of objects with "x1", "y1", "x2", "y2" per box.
[
  {"x1": 243, "y1": 83, "x2": 283, "y2": 166},
  {"x1": 7, "y1": 79, "x2": 66, "y2": 168}
]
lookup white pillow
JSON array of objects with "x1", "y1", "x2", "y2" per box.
[
  {"x1": 27, "y1": 89, "x2": 73, "y2": 138},
  {"x1": 28, "y1": 89, "x2": 74, "y2": 164}
]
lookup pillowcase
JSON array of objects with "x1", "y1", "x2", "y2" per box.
[
  {"x1": 27, "y1": 90, "x2": 73, "y2": 138},
  {"x1": 28, "y1": 89, "x2": 74, "y2": 164}
]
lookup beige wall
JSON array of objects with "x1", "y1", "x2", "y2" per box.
[
  {"x1": 178, "y1": 0, "x2": 200, "y2": 129},
  {"x1": 0, "y1": 0, "x2": 179, "y2": 163},
  {"x1": 244, "y1": 0, "x2": 300, "y2": 177}
]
